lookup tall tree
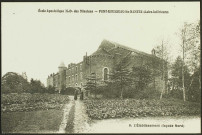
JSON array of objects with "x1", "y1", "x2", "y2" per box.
[
  {"x1": 84, "y1": 72, "x2": 101, "y2": 98},
  {"x1": 171, "y1": 56, "x2": 191, "y2": 91},
  {"x1": 109, "y1": 63, "x2": 132, "y2": 99},
  {"x1": 1, "y1": 72, "x2": 30, "y2": 93},
  {"x1": 131, "y1": 64, "x2": 153, "y2": 92},
  {"x1": 154, "y1": 39, "x2": 170, "y2": 99},
  {"x1": 184, "y1": 21, "x2": 200, "y2": 91},
  {"x1": 29, "y1": 78, "x2": 46, "y2": 93},
  {"x1": 179, "y1": 21, "x2": 200, "y2": 101}
]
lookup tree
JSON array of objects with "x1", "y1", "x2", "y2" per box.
[
  {"x1": 131, "y1": 64, "x2": 153, "y2": 92},
  {"x1": 29, "y1": 78, "x2": 46, "y2": 93},
  {"x1": 84, "y1": 72, "x2": 101, "y2": 98},
  {"x1": 109, "y1": 62, "x2": 132, "y2": 99},
  {"x1": 170, "y1": 56, "x2": 191, "y2": 99},
  {"x1": 179, "y1": 21, "x2": 200, "y2": 101},
  {"x1": 1, "y1": 72, "x2": 30, "y2": 93},
  {"x1": 47, "y1": 85, "x2": 56, "y2": 94},
  {"x1": 154, "y1": 39, "x2": 170, "y2": 99}
]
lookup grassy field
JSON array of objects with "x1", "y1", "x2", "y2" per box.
[
  {"x1": 1, "y1": 109, "x2": 63, "y2": 133},
  {"x1": 1, "y1": 93, "x2": 69, "y2": 133},
  {"x1": 84, "y1": 98, "x2": 201, "y2": 120}
]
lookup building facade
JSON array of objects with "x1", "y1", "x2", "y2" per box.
[{"x1": 47, "y1": 39, "x2": 167, "y2": 93}]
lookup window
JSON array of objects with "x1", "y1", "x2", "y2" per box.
[
  {"x1": 69, "y1": 76, "x2": 71, "y2": 82},
  {"x1": 76, "y1": 66, "x2": 78, "y2": 72},
  {"x1": 75, "y1": 74, "x2": 78, "y2": 81},
  {"x1": 103, "y1": 67, "x2": 109, "y2": 81}
]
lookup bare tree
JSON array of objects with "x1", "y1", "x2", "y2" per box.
[
  {"x1": 182, "y1": 21, "x2": 201, "y2": 97},
  {"x1": 154, "y1": 39, "x2": 170, "y2": 99},
  {"x1": 179, "y1": 21, "x2": 200, "y2": 101}
]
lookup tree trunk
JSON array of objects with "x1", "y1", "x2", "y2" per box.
[
  {"x1": 182, "y1": 28, "x2": 186, "y2": 102},
  {"x1": 182, "y1": 40, "x2": 186, "y2": 102},
  {"x1": 153, "y1": 76, "x2": 156, "y2": 89},
  {"x1": 95, "y1": 74, "x2": 97, "y2": 99},
  {"x1": 199, "y1": 72, "x2": 201, "y2": 91},
  {"x1": 160, "y1": 41, "x2": 164, "y2": 100},
  {"x1": 120, "y1": 87, "x2": 123, "y2": 99},
  {"x1": 120, "y1": 76, "x2": 123, "y2": 99}
]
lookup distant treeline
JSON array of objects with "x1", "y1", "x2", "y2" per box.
[{"x1": 1, "y1": 72, "x2": 55, "y2": 94}]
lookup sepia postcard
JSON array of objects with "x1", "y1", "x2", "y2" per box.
[{"x1": 1, "y1": 2, "x2": 201, "y2": 134}]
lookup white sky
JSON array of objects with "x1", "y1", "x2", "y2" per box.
[{"x1": 2, "y1": 2, "x2": 200, "y2": 86}]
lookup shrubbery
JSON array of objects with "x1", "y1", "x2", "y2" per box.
[
  {"x1": 84, "y1": 99, "x2": 200, "y2": 120},
  {"x1": 95, "y1": 83, "x2": 161, "y2": 100},
  {"x1": 1, "y1": 93, "x2": 69, "y2": 112},
  {"x1": 60, "y1": 87, "x2": 76, "y2": 95}
]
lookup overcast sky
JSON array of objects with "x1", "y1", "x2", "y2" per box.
[{"x1": 2, "y1": 2, "x2": 200, "y2": 86}]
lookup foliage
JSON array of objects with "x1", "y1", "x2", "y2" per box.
[
  {"x1": 29, "y1": 78, "x2": 46, "y2": 93},
  {"x1": 187, "y1": 68, "x2": 201, "y2": 102},
  {"x1": 84, "y1": 99, "x2": 200, "y2": 120},
  {"x1": 171, "y1": 56, "x2": 191, "y2": 89},
  {"x1": 1, "y1": 93, "x2": 69, "y2": 112},
  {"x1": 47, "y1": 86, "x2": 56, "y2": 94},
  {"x1": 181, "y1": 21, "x2": 200, "y2": 73},
  {"x1": 60, "y1": 87, "x2": 76, "y2": 95},
  {"x1": 1, "y1": 72, "x2": 30, "y2": 94},
  {"x1": 109, "y1": 62, "x2": 132, "y2": 99},
  {"x1": 96, "y1": 82, "x2": 121, "y2": 99},
  {"x1": 131, "y1": 65, "x2": 153, "y2": 91},
  {"x1": 84, "y1": 73, "x2": 101, "y2": 98}
]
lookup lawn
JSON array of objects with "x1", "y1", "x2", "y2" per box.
[
  {"x1": 1, "y1": 93, "x2": 69, "y2": 133},
  {"x1": 1, "y1": 109, "x2": 63, "y2": 133},
  {"x1": 84, "y1": 98, "x2": 201, "y2": 120}
]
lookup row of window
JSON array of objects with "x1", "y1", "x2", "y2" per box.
[
  {"x1": 67, "y1": 72, "x2": 83, "y2": 82},
  {"x1": 67, "y1": 82, "x2": 83, "y2": 88},
  {"x1": 67, "y1": 64, "x2": 82, "y2": 74},
  {"x1": 66, "y1": 67, "x2": 109, "y2": 84}
]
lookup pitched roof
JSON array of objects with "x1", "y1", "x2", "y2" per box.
[
  {"x1": 98, "y1": 39, "x2": 154, "y2": 57},
  {"x1": 92, "y1": 47, "x2": 111, "y2": 56}
]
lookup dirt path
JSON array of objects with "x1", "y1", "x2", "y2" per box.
[
  {"x1": 58, "y1": 96, "x2": 91, "y2": 133},
  {"x1": 73, "y1": 98, "x2": 91, "y2": 133},
  {"x1": 58, "y1": 96, "x2": 74, "y2": 133}
]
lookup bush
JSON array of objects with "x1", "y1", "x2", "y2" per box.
[
  {"x1": 60, "y1": 87, "x2": 76, "y2": 95},
  {"x1": 96, "y1": 84, "x2": 161, "y2": 100},
  {"x1": 97, "y1": 83, "x2": 121, "y2": 99},
  {"x1": 84, "y1": 99, "x2": 200, "y2": 120},
  {"x1": 165, "y1": 89, "x2": 183, "y2": 100},
  {"x1": 1, "y1": 93, "x2": 69, "y2": 112},
  {"x1": 47, "y1": 86, "x2": 56, "y2": 94}
]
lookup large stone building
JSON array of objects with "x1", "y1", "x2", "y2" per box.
[{"x1": 47, "y1": 39, "x2": 167, "y2": 93}]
